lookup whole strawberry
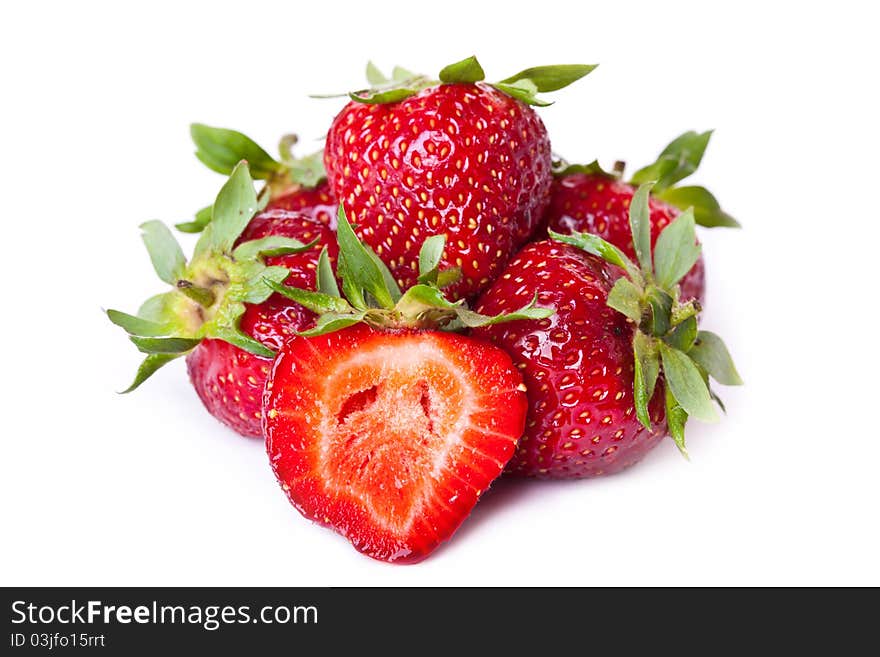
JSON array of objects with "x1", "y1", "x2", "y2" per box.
[
  {"x1": 266, "y1": 181, "x2": 337, "y2": 228},
  {"x1": 546, "y1": 131, "x2": 739, "y2": 303},
  {"x1": 108, "y1": 163, "x2": 337, "y2": 437},
  {"x1": 180, "y1": 124, "x2": 336, "y2": 232},
  {"x1": 263, "y1": 207, "x2": 552, "y2": 562},
  {"x1": 474, "y1": 184, "x2": 742, "y2": 477},
  {"x1": 324, "y1": 56, "x2": 595, "y2": 300}
]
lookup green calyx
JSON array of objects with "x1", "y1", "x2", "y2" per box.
[
  {"x1": 631, "y1": 130, "x2": 739, "y2": 228},
  {"x1": 552, "y1": 158, "x2": 625, "y2": 179},
  {"x1": 338, "y1": 56, "x2": 596, "y2": 107},
  {"x1": 555, "y1": 130, "x2": 740, "y2": 229},
  {"x1": 108, "y1": 162, "x2": 317, "y2": 392},
  {"x1": 181, "y1": 124, "x2": 326, "y2": 233},
  {"x1": 266, "y1": 206, "x2": 554, "y2": 336},
  {"x1": 550, "y1": 182, "x2": 742, "y2": 457}
]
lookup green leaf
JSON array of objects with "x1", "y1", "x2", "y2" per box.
[
  {"x1": 209, "y1": 161, "x2": 259, "y2": 253},
  {"x1": 633, "y1": 331, "x2": 660, "y2": 431},
  {"x1": 654, "y1": 208, "x2": 701, "y2": 289},
  {"x1": 629, "y1": 182, "x2": 654, "y2": 274},
  {"x1": 140, "y1": 220, "x2": 186, "y2": 285},
  {"x1": 689, "y1": 331, "x2": 743, "y2": 386},
  {"x1": 664, "y1": 316, "x2": 698, "y2": 352},
  {"x1": 665, "y1": 384, "x2": 690, "y2": 458},
  {"x1": 265, "y1": 279, "x2": 352, "y2": 315},
  {"x1": 630, "y1": 158, "x2": 677, "y2": 190},
  {"x1": 645, "y1": 286, "x2": 673, "y2": 337},
  {"x1": 349, "y1": 87, "x2": 419, "y2": 105},
  {"x1": 298, "y1": 312, "x2": 366, "y2": 337},
  {"x1": 394, "y1": 287, "x2": 553, "y2": 328},
  {"x1": 190, "y1": 124, "x2": 283, "y2": 180},
  {"x1": 336, "y1": 206, "x2": 395, "y2": 309},
  {"x1": 417, "y1": 234, "x2": 447, "y2": 284},
  {"x1": 492, "y1": 79, "x2": 551, "y2": 107},
  {"x1": 137, "y1": 292, "x2": 175, "y2": 323},
  {"x1": 607, "y1": 278, "x2": 643, "y2": 322},
  {"x1": 498, "y1": 64, "x2": 597, "y2": 92},
  {"x1": 548, "y1": 229, "x2": 643, "y2": 284},
  {"x1": 365, "y1": 246, "x2": 402, "y2": 303},
  {"x1": 710, "y1": 388, "x2": 727, "y2": 414},
  {"x1": 436, "y1": 267, "x2": 462, "y2": 288},
  {"x1": 455, "y1": 292, "x2": 554, "y2": 327},
  {"x1": 670, "y1": 299, "x2": 700, "y2": 327},
  {"x1": 287, "y1": 149, "x2": 327, "y2": 188},
  {"x1": 655, "y1": 185, "x2": 740, "y2": 228},
  {"x1": 337, "y1": 251, "x2": 366, "y2": 310},
  {"x1": 242, "y1": 266, "x2": 289, "y2": 304},
  {"x1": 130, "y1": 335, "x2": 201, "y2": 355},
  {"x1": 394, "y1": 284, "x2": 457, "y2": 316},
  {"x1": 659, "y1": 343, "x2": 718, "y2": 423},
  {"x1": 214, "y1": 328, "x2": 274, "y2": 358},
  {"x1": 120, "y1": 354, "x2": 180, "y2": 393},
  {"x1": 391, "y1": 65, "x2": 417, "y2": 81},
  {"x1": 316, "y1": 246, "x2": 339, "y2": 298},
  {"x1": 232, "y1": 236, "x2": 314, "y2": 261},
  {"x1": 439, "y1": 56, "x2": 486, "y2": 84},
  {"x1": 176, "y1": 205, "x2": 213, "y2": 233},
  {"x1": 553, "y1": 159, "x2": 616, "y2": 179},
  {"x1": 630, "y1": 130, "x2": 712, "y2": 193},
  {"x1": 107, "y1": 309, "x2": 172, "y2": 337},
  {"x1": 366, "y1": 61, "x2": 388, "y2": 85}
]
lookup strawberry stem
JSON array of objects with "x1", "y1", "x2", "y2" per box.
[{"x1": 176, "y1": 280, "x2": 216, "y2": 308}]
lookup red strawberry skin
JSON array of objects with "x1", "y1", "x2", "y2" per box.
[
  {"x1": 184, "y1": 340, "x2": 271, "y2": 438},
  {"x1": 186, "y1": 210, "x2": 338, "y2": 437},
  {"x1": 266, "y1": 180, "x2": 338, "y2": 229},
  {"x1": 544, "y1": 174, "x2": 706, "y2": 303},
  {"x1": 473, "y1": 241, "x2": 666, "y2": 478},
  {"x1": 263, "y1": 324, "x2": 527, "y2": 562},
  {"x1": 325, "y1": 83, "x2": 552, "y2": 300}
]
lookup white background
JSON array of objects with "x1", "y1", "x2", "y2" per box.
[{"x1": 2, "y1": 0, "x2": 877, "y2": 586}]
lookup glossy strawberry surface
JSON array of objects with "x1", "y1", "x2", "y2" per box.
[
  {"x1": 325, "y1": 83, "x2": 552, "y2": 300},
  {"x1": 544, "y1": 174, "x2": 705, "y2": 303},
  {"x1": 264, "y1": 324, "x2": 527, "y2": 562},
  {"x1": 266, "y1": 180, "x2": 338, "y2": 229},
  {"x1": 186, "y1": 210, "x2": 337, "y2": 436},
  {"x1": 473, "y1": 241, "x2": 667, "y2": 478}
]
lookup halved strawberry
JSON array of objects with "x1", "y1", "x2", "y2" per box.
[
  {"x1": 262, "y1": 206, "x2": 550, "y2": 562},
  {"x1": 265, "y1": 324, "x2": 526, "y2": 563}
]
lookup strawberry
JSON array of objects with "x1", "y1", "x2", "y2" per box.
[
  {"x1": 545, "y1": 131, "x2": 739, "y2": 303},
  {"x1": 475, "y1": 241, "x2": 662, "y2": 477},
  {"x1": 265, "y1": 324, "x2": 527, "y2": 563},
  {"x1": 323, "y1": 56, "x2": 595, "y2": 300},
  {"x1": 108, "y1": 163, "x2": 337, "y2": 437},
  {"x1": 265, "y1": 181, "x2": 337, "y2": 228},
  {"x1": 263, "y1": 207, "x2": 552, "y2": 562},
  {"x1": 185, "y1": 209, "x2": 338, "y2": 435},
  {"x1": 179, "y1": 124, "x2": 335, "y2": 232},
  {"x1": 474, "y1": 184, "x2": 742, "y2": 478}
]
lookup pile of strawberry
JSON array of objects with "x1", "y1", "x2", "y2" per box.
[{"x1": 109, "y1": 57, "x2": 741, "y2": 563}]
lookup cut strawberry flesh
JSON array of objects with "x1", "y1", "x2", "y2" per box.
[
  {"x1": 324, "y1": 359, "x2": 465, "y2": 529},
  {"x1": 264, "y1": 325, "x2": 527, "y2": 562}
]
